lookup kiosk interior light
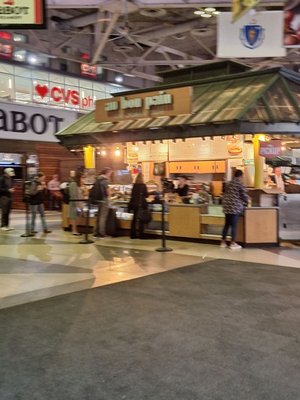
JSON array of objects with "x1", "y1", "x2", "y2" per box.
[
  {"x1": 100, "y1": 149, "x2": 107, "y2": 156},
  {"x1": 115, "y1": 148, "x2": 121, "y2": 156}
]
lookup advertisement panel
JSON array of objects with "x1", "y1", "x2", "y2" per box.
[
  {"x1": 259, "y1": 140, "x2": 282, "y2": 158},
  {"x1": 284, "y1": 0, "x2": 300, "y2": 47},
  {"x1": 0, "y1": 0, "x2": 46, "y2": 29}
]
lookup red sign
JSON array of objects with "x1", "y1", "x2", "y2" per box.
[
  {"x1": 81, "y1": 63, "x2": 97, "y2": 78},
  {"x1": 259, "y1": 140, "x2": 282, "y2": 158},
  {"x1": 34, "y1": 84, "x2": 94, "y2": 109}
]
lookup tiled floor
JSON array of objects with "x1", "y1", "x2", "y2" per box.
[{"x1": 0, "y1": 210, "x2": 299, "y2": 309}]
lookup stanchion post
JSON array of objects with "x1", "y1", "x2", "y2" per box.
[
  {"x1": 156, "y1": 192, "x2": 172, "y2": 252},
  {"x1": 21, "y1": 186, "x2": 34, "y2": 238},
  {"x1": 79, "y1": 198, "x2": 94, "y2": 244}
]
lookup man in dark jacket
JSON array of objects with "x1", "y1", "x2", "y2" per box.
[
  {"x1": 220, "y1": 169, "x2": 249, "y2": 249},
  {"x1": 0, "y1": 168, "x2": 15, "y2": 231},
  {"x1": 92, "y1": 167, "x2": 112, "y2": 238},
  {"x1": 28, "y1": 172, "x2": 51, "y2": 234}
]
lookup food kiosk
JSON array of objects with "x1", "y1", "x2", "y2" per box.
[{"x1": 56, "y1": 65, "x2": 300, "y2": 245}]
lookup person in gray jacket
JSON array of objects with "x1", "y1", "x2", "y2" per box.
[{"x1": 220, "y1": 169, "x2": 249, "y2": 250}]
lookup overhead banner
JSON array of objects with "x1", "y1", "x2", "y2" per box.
[
  {"x1": 0, "y1": 0, "x2": 46, "y2": 29},
  {"x1": 284, "y1": 0, "x2": 300, "y2": 47},
  {"x1": 259, "y1": 140, "x2": 282, "y2": 158},
  {"x1": 217, "y1": 11, "x2": 286, "y2": 58},
  {"x1": 232, "y1": 0, "x2": 261, "y2": 23}
]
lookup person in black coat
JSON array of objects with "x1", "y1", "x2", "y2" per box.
[
  {"x1": 0, "y1": 168, "x2": 15, "y2": 231},
  {"x1": 128, "y1": 173, "x2": 148, "y2": 239}
]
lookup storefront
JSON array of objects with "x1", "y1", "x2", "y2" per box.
[
  {"x1": 56, "y1": 66, "x2": 300, "y2": 244},
  {"x1": 0, "y1": 59, "x2": 130, "y2": 209}
]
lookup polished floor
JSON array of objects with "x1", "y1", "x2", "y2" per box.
[{"x1": 0, "y1": 210, "x2": 299, "y2": 310}]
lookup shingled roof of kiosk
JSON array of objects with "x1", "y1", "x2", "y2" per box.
[{"x1": 55, "y1": 67, "x2": 300, "y2": 146}]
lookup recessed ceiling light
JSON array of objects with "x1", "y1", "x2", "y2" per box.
[
  {"x1": 204, "y1": 7, "x2": 216, "y2": 12},
  {"x1": 212, "y1": 10, "x2": 220, "y2": 15},
  {"x1": 201, "y1": 13, "x2": 212, "y2": 18},
  {"x1": 194, "y1": 10, "x2": 204, "y2": 15}
]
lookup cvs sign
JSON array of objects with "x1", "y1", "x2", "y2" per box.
[{"x1": 35, "y1": 84, "x2": 94, "y2": 109}]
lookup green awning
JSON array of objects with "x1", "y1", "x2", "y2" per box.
[{"x1": 56, "y1": 68, "x2": 300, "y2": 142}]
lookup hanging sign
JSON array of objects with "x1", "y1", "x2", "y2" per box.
[
  {"x1": 95, "y1": 87, "x2": 192, "y2": 123},
  {"x1": 0, "y1": 0, "x2": 46, "y2": 29},
  {"x1": 217, "y1": 11, "x2": 286, "y2": 57},
  {"x1": 259, "y1": 140, "x2": 282, "y2": 158}
]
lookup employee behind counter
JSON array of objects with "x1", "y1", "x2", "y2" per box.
[{"x1": 173, "y1": 176, "x2": 189, "y2": 197}]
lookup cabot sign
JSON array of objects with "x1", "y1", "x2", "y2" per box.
[
  {"x1": 95, "y1": 87, "x2": 192, "y2": 123},
  {"x1": 0, "y1": 101, "x2": 76, "y2": 142},
  {"x1": 259, "y1": 139, "x2": 282, "y2": 158},
  {"x1": 0, "y1": 0, "x2": 46, "y2": 29}
]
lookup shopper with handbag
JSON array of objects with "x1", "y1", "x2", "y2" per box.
[{"x1": 128, "y1": 173, "x2": 149, "y2": 239}]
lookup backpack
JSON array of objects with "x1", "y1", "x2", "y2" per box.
[
  {"x1": 89, "y1": 178, "x2": 104, "y2": 204},
  {"x1": 63, "y1": 183, "x2": 70, "y2": 204},
  {"x1": 23, "y1": 180, "x2": 38, "y2": 202}
]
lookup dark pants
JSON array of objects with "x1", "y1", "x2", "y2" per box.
[
  {"x1": 222, "y1": 213, "x2": 240, "y2": 242},
  {"x1": 130, "y1": 207, "x2": 145, "y2": 239},
  {"x1": 0, "y1": 196, "x2": 12, "y2": 227}
]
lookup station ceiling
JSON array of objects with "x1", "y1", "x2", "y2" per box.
[{"x1": 0, "y1": 0, "x2": 293, "y2": 85}]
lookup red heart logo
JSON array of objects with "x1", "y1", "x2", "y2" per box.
[{"x1": 35, "y1": 84, "x2": 48, "y2": 98}]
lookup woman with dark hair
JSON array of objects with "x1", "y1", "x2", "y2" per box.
[
  {"x1": 220, "y1": 169, "x2": 248, "y2": 249},
  {"x1": 129, "y1": 173, "x2": 148, "y2": 239},
  {"x1": 68, "y1": 172, "x2": 82, "y2": 236}
]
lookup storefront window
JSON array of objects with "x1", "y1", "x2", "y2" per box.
[
  {"x1": 0, "y1": 73, "x2": 13, "y2": 100},
  {"x1": 49, "y1": 73, "x2": 64, "y2": 84},
  {"x1": 0, "y1": 62, "x2": 128, "y2": 111},
  {"x1": 15, "y1": 76, "x2": 32, "y2": 103},
  {"x1": 14, "y1": 66, "x2": 31, "y2": 78}
]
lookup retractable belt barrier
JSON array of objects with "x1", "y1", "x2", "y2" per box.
[{"x1": 68, "y1": 198, "x2": 95, "y2": 244}]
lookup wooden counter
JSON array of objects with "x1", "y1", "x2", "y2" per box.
[{"x1": 61, "y1": 203, "x2": 279, "y2": 246}]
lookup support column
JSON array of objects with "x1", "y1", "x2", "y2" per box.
[
  {"x1": 253, "y1": 134, "x2": 265, "y2": 189},
  {"x1": 84, "y1": 145, "x2": 95, "y2": 169}
]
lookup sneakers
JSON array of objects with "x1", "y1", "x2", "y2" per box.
[
  {"x1": 0, "y1": 226, "x2": 14, "y2": 231},
  {"x1": 43, "y1": 230, "x2": 52, "y2": 234},
  {"x1": 72, "y1": 232, "x2": 81, "y2": 236},
  {"x1": 229, "y1": 242, "x2": 242, "y2": 250},
  {"x1": 220, "y1": 241, "x2": 227, "y2": 248}
]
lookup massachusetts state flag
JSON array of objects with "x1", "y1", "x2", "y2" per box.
[{"x1": 217, "y1": 11, "x2": 286, "y2": 58}]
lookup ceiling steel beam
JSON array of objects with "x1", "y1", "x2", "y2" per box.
[{"x1": 91, "y1": 13, "x2": 120, "y2": 64}]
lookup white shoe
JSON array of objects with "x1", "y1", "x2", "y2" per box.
[
  {"x1": 229, "y1": 242, "x2": 242, "y2": 250},
  {"x1": 1, "y1": 226, "x2": 14, "y2": 231},
  {"x1": 220, "y1": 241, "x2": 227, "y2": 248}
]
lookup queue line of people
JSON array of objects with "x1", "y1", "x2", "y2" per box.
[{"x1": 0, "y1": 166, "x2": 260, "y2": 247}]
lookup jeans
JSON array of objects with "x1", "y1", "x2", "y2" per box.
[
  {"x1": 95, "y1": 200, "x2": 109, "y2": 236},
  {"x1": 222, "y1": 213, "x2": 240, "y2": 242},
  {"x1": 30, "y1": 203, "x2": 48, "y2": 232},
  {"x1": 130, "y1": 207, "x2": 145, "y2": 239}
]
